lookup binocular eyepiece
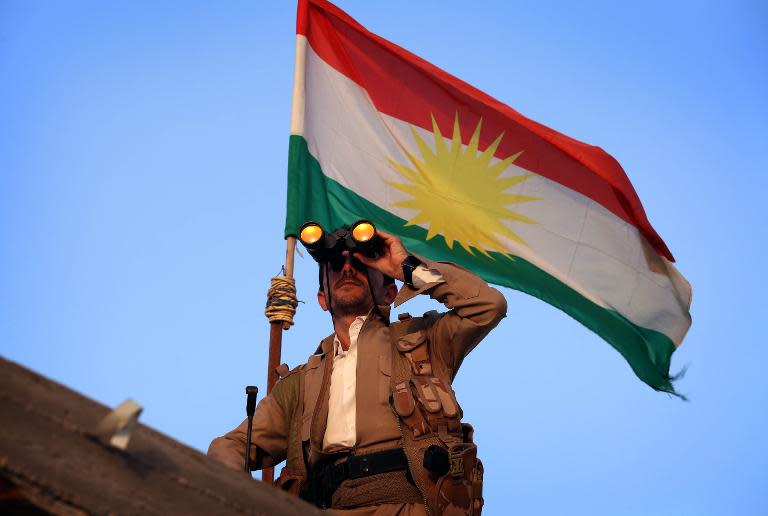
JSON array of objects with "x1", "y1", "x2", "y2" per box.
[{"x1": 298, "y1": 220, "x2": 383, "y2": 265}]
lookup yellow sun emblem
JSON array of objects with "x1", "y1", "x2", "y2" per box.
[{"x1": 388, "y1": 114, "x2": 540, "y2": 257}]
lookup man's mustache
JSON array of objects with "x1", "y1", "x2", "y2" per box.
[{"x1": 334, "y1": 276, "x2": 364, "y2": 289}]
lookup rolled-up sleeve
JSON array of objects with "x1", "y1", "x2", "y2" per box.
[
  {"x1": 395, "y1": 258, "x2": 507, "y2": 376},
  {"x1": 207, "y1": 393, "x2": 288, "y2": 471}
]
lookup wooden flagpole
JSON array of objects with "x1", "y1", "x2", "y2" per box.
[{"x1": 261, "y1": 237, "x2": 297, "y2": 485}]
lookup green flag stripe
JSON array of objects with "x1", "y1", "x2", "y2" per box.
[{"x1": 285, "y1": 135, "x2": 678, "y2": 394}]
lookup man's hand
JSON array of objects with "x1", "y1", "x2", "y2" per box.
[{"x1": 353, "y1": 230, "x2": 409, "y2": 281}]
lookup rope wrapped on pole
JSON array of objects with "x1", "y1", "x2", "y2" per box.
[{"x1": 264, "y1": 275, "x2": 298, "y2": 330}]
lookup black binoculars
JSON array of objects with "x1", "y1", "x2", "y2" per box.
[{"x1": 298, "y1": 220, "x2": 383, "y2": 267}]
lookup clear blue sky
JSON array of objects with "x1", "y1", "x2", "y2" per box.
[{"x1": 1, "y1": 1, "x2": 766, "y2": 514}]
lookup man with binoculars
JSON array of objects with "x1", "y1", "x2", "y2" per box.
[{"x1": 208, "y1": 221, "x2": 507, "y2": 515}]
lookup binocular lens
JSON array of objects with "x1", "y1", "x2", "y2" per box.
[
  {"x1": 351, "y1": 221, "x2": 376, "y2": 243},
  {"x1": 300, "y1": 223, "x2": 324, "y2": 245}
]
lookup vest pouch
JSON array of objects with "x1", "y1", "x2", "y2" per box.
[
  {"x1": 411, "y1": 377, "x2": 442, "y2": 414},
  {"x1": 430, "y1": 377, "x2": 460, "y2": 419},
  {"x1": 393, "y1": 382, "x2": 415, "y2": 417},
  {"x1": 398, "y1": 331, "x2": 433, "y2": 376},
  {"x1": 396, "y1": 330, "x2": 426, "y2": 352},
  {"x1": 391, "y1": 381, "x2": 432, "y2": 438}
]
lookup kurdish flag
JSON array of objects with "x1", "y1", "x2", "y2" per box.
[{"x1": 284, "y1": 0, "x2": 692, "y2": 394}]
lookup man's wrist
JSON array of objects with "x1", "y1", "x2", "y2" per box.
[{"x1": 401, "y1": 255, "x2": 423, "y2": 288}]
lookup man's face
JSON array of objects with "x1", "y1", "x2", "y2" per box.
[{"x1": 317, "y1": 252, "x2": 395, "y2": 316}]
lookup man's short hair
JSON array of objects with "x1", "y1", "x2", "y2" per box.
[{"x1": 318, "y1": 263, "x2": 395, "y2": 291}]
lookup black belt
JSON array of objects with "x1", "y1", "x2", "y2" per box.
[
  {"x1": 330, "y1": 447, "x2": 408, "y2": 480},
  {"x1": 302, "y1": 448, "x2": 410, "y2": 509}
]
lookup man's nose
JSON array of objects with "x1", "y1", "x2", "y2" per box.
[{"x1": 340, "y1": 251, "x2": 356, "y2": 274}]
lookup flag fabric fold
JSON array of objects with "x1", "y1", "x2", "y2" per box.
[{"x1": 285, "y1": 0, "x2": 692, "y2": 394}]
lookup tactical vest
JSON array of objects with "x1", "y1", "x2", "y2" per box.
[{"x1": 275, "y1": 312, "x2": 484, "y2": 515}]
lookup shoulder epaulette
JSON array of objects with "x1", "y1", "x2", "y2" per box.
[{"x1": 275, "y1": 363, "x2": 303, "y2": 381}]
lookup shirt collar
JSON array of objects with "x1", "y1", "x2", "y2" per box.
[{"x1": 332, "y1": 315, "x2": 367, "y2": 357}]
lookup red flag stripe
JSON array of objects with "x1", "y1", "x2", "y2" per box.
[{"x1": 295, "y1": 0, "x2": 673, "y2": 261}]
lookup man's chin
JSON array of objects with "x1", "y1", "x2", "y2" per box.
[{"x1": 332, "y1": 293, "x2": 373, "y2": 316}]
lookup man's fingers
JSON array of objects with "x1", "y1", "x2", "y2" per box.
[
  {"x1": 375, "y1": 230, "x2": 394, "y2": 243},
  {"x1": 377, "y1": 230, "x2": 399, "y2": 245},
  {"x1": 377, "y1": 230, "x2": 406, "y2": 252}
]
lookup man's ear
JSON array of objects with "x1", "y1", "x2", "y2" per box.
[
  {"x1": 383, "y1": 283, "x2": 397, "y2": 305},
  {"x1": 317, "y1": 289, "x2": 329, "y2": 312}
]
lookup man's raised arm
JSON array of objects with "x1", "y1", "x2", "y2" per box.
[
  {"x1": 401, "y1": 258, "x2": 507, "y2": 375},
  {"x1": 355, "y1": 231, "x2": 507, "y2": 375}
]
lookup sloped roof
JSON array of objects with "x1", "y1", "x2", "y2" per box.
[{"x1": 0, "y1": 356, "x2": 319, "y2": 515}]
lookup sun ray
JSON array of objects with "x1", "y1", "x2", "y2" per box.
[
  {"x1": 388, "y1": 182, "x2": 423, "y2": 197},
  {"x1": 497, "y1": 174, "x2": 533, "y2": 190},
  {"x1": 388, "y1": 114, "x2": 541, "y2": 256},
  {"x1": 494, "y1": 210, "x2": 537, "y2": 225},
  {"x1": 430, "y1": 115, "x2": 448, "y2": 157},
  {"x1": 449, "y1": 115, "x2": 462, "y2": 165},
  {"x1": 404, "y1": 212, "x2": 433, "y2": 227},
  {"x1": 390, "y1": 198, "x2": 424, "y2": 211},
  {"x1": 387, "y1": 159, "x2": 423, "y2": 184},
  {"x1": 466, "y1": 117, "x2": 482, "y2": 156},
  {"x1": 477, "y1": 132, "x2": 504, "y2": 166},
  {"x1": 410, "y1": 126, "x2": 436, "y2": 165},
  {"x1": 459, "y1": 240, "x2": 476, "y2": 255},
  {"x1": 497, "y1": 193, "x2": 541, "y2": 204}
]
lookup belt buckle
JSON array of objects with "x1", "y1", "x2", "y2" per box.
[
  {"x1": 347, "y1": 454, "x2": 371, "y2": 479},
  {"x1": 448, "y1": 449, "x2": 464, "y2": 478},
  {"x1": 358, "y1": 455, "x2": 371, "y2": 474}
]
